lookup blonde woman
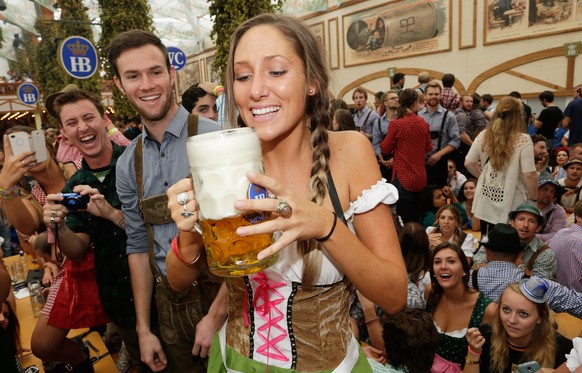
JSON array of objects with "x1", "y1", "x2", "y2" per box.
[
  {"x1": 464, "y1": 278, "x2": 572, "y2": 373},
  {"x1": 426, "y1": 204, "x2": 475, "y2": 260},
  {"x1": 465, "y1": 96, "x2": 538, "y2": 236}
]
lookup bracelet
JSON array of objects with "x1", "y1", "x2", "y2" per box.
[
  {"x1": 465, "y1": 355, "x2": 480, "y2": 365},
  {"x1": 213, "y1": 85, "x2": 224, "y2": 96},
  {"x1": 468, "y1": 345, "x2": 482, "y2": 356},
  {"x1": 0, "y1": 185, "x2": 20, "y2": 200},
  {"x1": 365, "y1": 317, "x2": 379, "y2": 325},
  {"x1": 108, "y1": 127, "x2": 119, "y2": 135},
  {"x1": 316, "y1": 212, "x2": 338, "y2": 243},
  {"x1": 171, "y1": 234, "x2": 202, "y2": 266}
]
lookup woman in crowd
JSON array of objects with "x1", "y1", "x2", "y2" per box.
[
  {"x1": 0, "y1": 262, "x2": 23, "y2": 373},
  {"x1": 448, "y1": 159, "x2": 467, "y2": 197},
  {"x1": 464, "y1": 278, "x2": 572, "y2": 373},
  {"x1": 351, "y1": 221, "x2": 429, "y2": 352},
  {"x1": 465, "y1": 96, "x2": 537, "y2": 236},
  {"x1": 0, "y1": 127, "x2": 106, "y2": 371},
  {"x1": 332, "y1": 108, "x2": 357, "y2": 131},
  {"x1": 165, "y1": 13, "x2": 407, "y2": 372},
  {"x1": 419, "y1": 185, "x2": 468, "y2": 229},
  {"x1": 552, "y1": 147, "x2": 569, "y2": 180},
  {"x1": 399, "y1": 222, "x2": 431, "y2": 306},
  {"x1": 457, "y1": 178, "x2": 480, "y2": 232},
  {"x1": 426, "y1": 205, "x2": 476, "y2": 260},
  {"x1": 380, "y1": 88, "x2": 433, "y2": 224},
  {"x1": 426, "y1": 243, "x2": 497, "y2": 372}
]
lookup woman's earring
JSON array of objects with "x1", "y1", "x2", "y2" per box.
[{"x1": 309, "y1": 89, "x2": 314, "y2": 95}]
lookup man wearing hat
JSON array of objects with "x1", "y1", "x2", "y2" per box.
[
  {"x1": 469, "y1": 224, "x2": 582, "y2": 318},
  {"x1": 473, "y1": 203, "x2": 557, "y2": 279},
  {"x1": 557, "y1": 158, "x2": 582, "y2": 213},
  {"x1": 535, "y1": 178, "x2": 566, "y2": 242}
]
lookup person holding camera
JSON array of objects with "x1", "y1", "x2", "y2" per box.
[{"x1": 36, "y1": 86, "x2": 143, "y2": 373}]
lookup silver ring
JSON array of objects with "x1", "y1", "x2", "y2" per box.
[
  {"x1": 181, "y1": 211, "x2": 195, "y2": 217},
  {"x1": 276, "y1": 200, "x2": 292, "y2": 218},
  {"x1": 51, "y1": 210, "x2": 57, "y2": 218},
  {"x1": 177, "y1": 192, "x2": 189, "y2": 206},
  {"x1": 50, "y1": 217, "x2": 56, "y2": 224}
]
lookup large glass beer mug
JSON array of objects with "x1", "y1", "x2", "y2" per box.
[{"x1": 186, "y1": 128, "x2": 276, "y2": 276}]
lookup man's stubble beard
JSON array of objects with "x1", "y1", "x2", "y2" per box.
[{"x1": 134, "y1": 86, "x2": 175, "y2": 123}]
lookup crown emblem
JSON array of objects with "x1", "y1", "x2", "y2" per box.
[
  {"x1": 22, "y1": 85, "x2": 34, "y2": 93},
  {"x1": 67, "y1": 40, "x2": 89, "y2": 56}
]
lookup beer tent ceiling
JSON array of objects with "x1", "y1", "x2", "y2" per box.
[{"x1": 0, "y1": 0, "x2": 213, "y2": 59}]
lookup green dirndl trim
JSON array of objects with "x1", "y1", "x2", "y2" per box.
[{"x1": 208, "y1": 333, "x2": 373, "y2": 373}]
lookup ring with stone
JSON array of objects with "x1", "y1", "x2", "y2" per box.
[
  {"x1": 276, "y1": 200, "x2": 292, "y2": 218},
  {"x1": 177, "y1": 192, "x2": 189, "y2": 206},
  {"x1": 181, "y1": 210, "x2": 195, "y2": 218},
  {"x1": 51, "y1": 210, "x2": 57, "y2": 218},
  {"x1": 50, "y1": 217, "x2": 56, "y2": 224}
]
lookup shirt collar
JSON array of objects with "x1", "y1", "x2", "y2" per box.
[{"x1": 141, "y1": 106, "x2": 189, "y2": 144}]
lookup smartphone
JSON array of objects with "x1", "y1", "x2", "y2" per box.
[
  {"x1": 517, "y1": 361, "x2": 541, "y2": 373},
  {"x1": 8, "y1": 131, "x2": 48, "y2": 163},
  {"x1": 31, "y1": 130, "x2": 48, "y2": 163},
  {"x1": 8, "y1": 132, "x2": 32, "y2": 156}
]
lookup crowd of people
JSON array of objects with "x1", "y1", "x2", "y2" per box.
[{"x1": 0, "y1": 12, "x2": 580, "y2": 373}]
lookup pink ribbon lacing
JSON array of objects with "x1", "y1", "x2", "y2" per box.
[{"x1": 244, "y1": 272, "x2": 289, "y2": 364}]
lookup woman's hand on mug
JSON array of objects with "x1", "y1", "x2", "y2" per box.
[
  {"x1": 167, "y1": 178, "x2": 200, "y2": 232},
  {"x1": 233, "y1": 171, "x2": 334, "y2": 260}
]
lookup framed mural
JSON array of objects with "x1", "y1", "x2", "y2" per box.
[
  {"x1": 484, "y1": 0, "x2": 582, "y2": 45},
  {"x1": 459, "y1": 0, "x2": 477, "y2": 49},
  {"x1": 328, "y1": 17, "x2": 340, "y2": 69},
  {"x1": 341, "y1": 0, "x2": 451, "y2": 67},
  {"x1": 309, "y1": 21, "x2": 325, "y2": 48},
  {"x1": 177, "y1": 59, "x2": 200, "y2": 97}
]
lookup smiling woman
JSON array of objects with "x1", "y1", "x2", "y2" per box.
[
  {"x1": 165, "y1": 13, "x2": 408, "y2": 373},
  {"x1": 426, "y1": 243, "x2": 497, "y2": 372}
]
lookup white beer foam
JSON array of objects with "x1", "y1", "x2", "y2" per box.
[{"x1": 187, "y1": 128, "x2": 263, "y2": 220}]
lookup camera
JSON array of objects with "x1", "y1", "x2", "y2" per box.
[{"x1": 59, "y1": 193, "x2": 89, "y2": 211}]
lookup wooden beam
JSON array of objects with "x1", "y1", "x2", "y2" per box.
[
  {"x1": 505, "y1": 70, "x2": 563, "y2": 91},
  {"x1": 338, "y1": 68, "x2": 467, "y2": 99},
  {"x1": 467, "y1": 46, "x2": 564, "y2": 93},
  {"x1": 566, "y1": 56, "x2": 575, "y2": 90}
]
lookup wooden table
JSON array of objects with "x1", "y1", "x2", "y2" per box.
[{"x1": 2, "y1": 254, "x2": 118, "y2": 372}]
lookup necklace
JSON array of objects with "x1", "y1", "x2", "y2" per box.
[{"x1": 507, "y1": 339, "x2": 529, "y2": 351}]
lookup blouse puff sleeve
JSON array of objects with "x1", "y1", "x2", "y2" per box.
[{"x1": 344, "y1": 179, "x2": 399, "y2": 228}]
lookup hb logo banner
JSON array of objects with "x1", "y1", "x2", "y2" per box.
[
  {"x1": 17, "y1": 83, "x2": 40, "y2": 105},
  {"x1": 58, "y1": 36, "x2": 98, "y2": 79}
]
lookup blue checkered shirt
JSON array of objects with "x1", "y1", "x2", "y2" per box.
[{"x1": 470, "y1": 261, "x2": 582, "y2": 318}]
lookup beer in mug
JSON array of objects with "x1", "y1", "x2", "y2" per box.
[{"x1": 186, "y1": 128, "x2": 276, "y2": 276}]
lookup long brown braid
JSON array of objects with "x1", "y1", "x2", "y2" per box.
[{"x1": 225, "y1": 14, "x2": 332, "y2": 288}]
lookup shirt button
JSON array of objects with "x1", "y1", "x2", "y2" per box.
[
  {"x1": 164, "y1": 181, "x2": 168, "y2": 187},
  {"x1": 168, "y1": 239, "x2": 172, "y2": 244},
  {"x1": 118, "y1": 254, "x2": 123, "y2": 258},
  {"x1": 161, "y1": 152, "x2": 165, "y2": 157}
]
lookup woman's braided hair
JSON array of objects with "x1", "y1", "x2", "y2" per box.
[{"x1": 225, "y1": 14, "x2": 332, "y2": 288}]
